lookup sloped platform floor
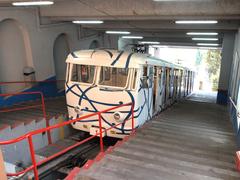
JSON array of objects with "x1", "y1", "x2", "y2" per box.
[{"x1": 73, "y1": 96, "x2": 240, "y2": 180}]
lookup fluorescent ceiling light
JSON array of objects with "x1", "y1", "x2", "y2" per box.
[
  {"x1": 72, "y1": 20, "x2": 103, "y2": 24},
  {"x1": 187, "y1": 32, "x2": 218, "y2": 36},
  {"x1": 12, "y1": 1, "x2": 54, "y2": 6},
  {"x1": 197, "y1": 43, "x2": 219, "y2": 46},
  {"x1": 106, "y1": 31, "x2": 130, "y2": 35},
  {"x1": 153, "y1": 0, "x2": 204, "y2": 1},
  {"x1": 122, "y1": 36, "x2": 143, "y2": 39},
  {"x1": 198, "y1": 47, "x2": 220, "y2": 50},
  {"x1": 176, "y1": 20, "x2": 218, "y2": 24},
  {"x1": 151, "y1": 45, "x2": 169, "y2": 48},
  {"x1": 139, "y1": 41, "x2": 160, "y2": 45},
  {"x1": 192, "y1": 38, "x2": 218, "y2": 41}
]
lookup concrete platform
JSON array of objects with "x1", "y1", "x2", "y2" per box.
[{"x1": 71, "y1": 97, "x2": 240, "y2": 180}]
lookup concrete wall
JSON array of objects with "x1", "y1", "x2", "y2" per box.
[
  {"x1": 118, "y1": 38, "x2": 135, "y2": 51},
  {"x1": 228, "y1": 28, "x2": 240, "y2": 146},
  {"x1": 0, "y1": 7, "x2": 118, "y2": 98},
  {"x1": 217, "y1": 33, "x2": 235, "y2": 104},
  {"x1": 0, "y1": 19, "x2": 28, "y2": 93}
]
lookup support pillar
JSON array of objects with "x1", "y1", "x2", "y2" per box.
[{"x1": 217, "y1": 33, "x2": 235, "y2": 104}]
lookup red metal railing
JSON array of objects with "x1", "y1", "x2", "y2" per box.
[
  {"x1": 0, "y1": 80, "x2": 65, "y2": 144},
  {"x1": 0, "y1": 80, "x2": 65, "y2": 85},
  {"x1": 0, "y1": 91, "x2": 52, "y2": 144},
  {"x1": 0, "y1": 102, "x2": 135, "y2": 180}
]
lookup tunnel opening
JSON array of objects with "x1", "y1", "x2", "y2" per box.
[{"x1": 148, "y1": 45, "x2": 222, "y2": 103}]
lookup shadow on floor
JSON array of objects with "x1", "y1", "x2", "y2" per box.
[{"x1": 187, "y1": 90, "x2": 217, "y2": 104}]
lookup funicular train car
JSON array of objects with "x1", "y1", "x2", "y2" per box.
[{"x1": 65, "y1": 50, "x2": 194, "y2": 138}]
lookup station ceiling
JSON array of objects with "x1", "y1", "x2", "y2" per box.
[{"x1": 1, "y1": 0, "x2": 240, "y2": 47}]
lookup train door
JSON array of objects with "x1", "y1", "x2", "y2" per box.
[
  {"x1": 153, "y1": 66, "x2": 158, "y2": 114},
  {"x1": 149, "y1": 66, "x2": 154, "y2": 119},
  {"x1": 169, "y1": 68, "x2": 174, "y2": 104},
  {"x1": 176, "y1": 69, "x2": 180, "y2": 99},
  {"x1": 191, "y1": 71, "x2": 194, "y2": 93},
  {"x1": 192, "y1": 72, "x2": 195, "y2": 91},
  {"x1": 140, "y1": 65, "x2": 154, "y2": 121},
  {"x1": 178, "y1": 70, "x2": 183, "y2": 98},
  {"x1": 187, "y1": 71, "x2": 190, "y2": 95},
  {"x1": 189, "y1": 71, "x2": 192, "y2": 94},
  {"x1": 165, "y1": 68, "x2": 170, "y2": 106},
  {"x1": 161, "y1": 67, "x2": 166, "y2": 109},
  {"x1": 153, "y1": 66, "x2": 162, "y2": 114},
  {"x1": 174, "y1": 69, "x2": 178, "y2": 101},
  {"x1": 158, "y1": 67, "x2": 164, "y2": 111},
  {"x1": 184, "y1": 70, "x2": 188, "y2": 97}
]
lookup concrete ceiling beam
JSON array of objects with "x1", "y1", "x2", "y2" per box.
[{"x1": 38, "y1": 0, "x2": 240, "y2": 20}]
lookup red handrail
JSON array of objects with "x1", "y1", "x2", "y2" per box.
[
  {"x1": 0, "y1": 102, "x2": 135, "y2": 180},
  {"x1": 0, "y1": 91, "x2": 52, "y2": 144}
]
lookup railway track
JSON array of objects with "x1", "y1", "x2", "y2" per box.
[{"x1": 18, "y1": 132, "x2": 118, "y2": 180}]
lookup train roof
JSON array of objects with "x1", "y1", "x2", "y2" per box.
[{"x1": 66, "y1": 49, "x2": 190, "y2": 70}]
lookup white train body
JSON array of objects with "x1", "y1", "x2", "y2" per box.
[{"x1": 65, "y1": 50, "x2": 194, "y2": 138}]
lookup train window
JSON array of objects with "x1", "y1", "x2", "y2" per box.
[
  {"x1": 158, "y1": 68, "x2": 162, "y2": 83},
  {"x1": 143, "y1": 66, "x2": 147, "y2": 76},
  {"x1": 154, "y1": 66, "x2": 157, "y2": 77},
  {"x1": 99, "y1": 67, "x2": 129, "y2": 88},
  {"x1": 148, "y1": 67, "x2": 154, "y2": 88},
  {"x1": 141, "y1": 66, "x2": 148, "y2": 88},
  {"x1": 71, "y1": 64, "x2": 95, "y2": 84},
  {"x1": 132, "y1": 70, "x2": 138, "y2": 89}
]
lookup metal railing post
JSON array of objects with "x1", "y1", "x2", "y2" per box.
[
  {"x1": 28, "y1": 135, "x2": 39, "y2": 180},
  {"x1": 131, "y1": 103, "x2": 135, "y2": 131},
  {"x1": 97, "y1": 113, "x2": 104, "y2": 152},
  {"x1": 40, "y1": 92, "x2": 52, "y2": 144}
]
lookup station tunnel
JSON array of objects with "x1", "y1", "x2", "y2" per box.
[{"x1": 0, "y1": 0, "x2": 240, "y2": 179}]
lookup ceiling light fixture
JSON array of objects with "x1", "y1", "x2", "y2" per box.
[
  {"x1": 197, "y1": 43, "x2": 220, "y2": 46},
  {"x1": 139, "y1": 41, "x2": 160, "y2": 45},
  {"x1": 192, "y1": 38, "x2": 218, "y2": 41},
  {"x1": 72, "y1": 20, "x2": 103, "y2": 24},
  {"x1": 12, "y1": 1, "x2": 54, "y2": 6},
  {"x1": 151, "y1": 45, "x2": 169, "y2": 48},
  {"x1": 153, "y1": 0, "x2": 204, "y2": 1},
  {"x1": 187, "y1": 32, "x2": 218, "y2": 36},
  {"x1": 175, "y1": 20, "x2": 218, "y2": 24},
  {"x1": 106, "y1": 31, "x2": 131, "y2": 35},
  {"x1": 122, "y1": 36, "x2": 143, "y2": 39}
]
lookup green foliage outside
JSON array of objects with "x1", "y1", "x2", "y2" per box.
[{"x1": 205, "y1": 50, "x2": 221, "y2": 91}]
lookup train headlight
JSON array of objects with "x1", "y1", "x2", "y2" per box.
[
  {"x1": 113, "y1": 112, "x2": 123, "y2": 122},
  {"x1": 74, "y1": 106, "x2": 81, "y2": 114}
]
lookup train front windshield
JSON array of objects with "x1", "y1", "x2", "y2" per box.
[
  {"x1": 71, "y1": 64, "x2": 95, "y2": 84},
  {"x1": 99, "y1": 67, "x2": 128, "y2": 88},
  {"x1": 69, "y1": 64, "x2": 136, "y2": 90}
]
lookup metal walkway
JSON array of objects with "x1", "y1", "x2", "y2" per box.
[{"x1": 70, "y1": 95, "x2": 240, "y2": 180}]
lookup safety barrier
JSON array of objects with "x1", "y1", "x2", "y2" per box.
[
  {"x1": 0, "y1": 102, "x2": 135, "y2": 180},
  {"x1": 0, "y1": 91, "x2": 52, "y2": 144},
  {"x1": 229, "y1": 97, "x2": 240, "y2": 172},
  {"x1": 0, "y1": 80, "x2": 65, "y2": 85},
  {"x1": 229, "y1": 97, "x2": 240, "y2": 117}
]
